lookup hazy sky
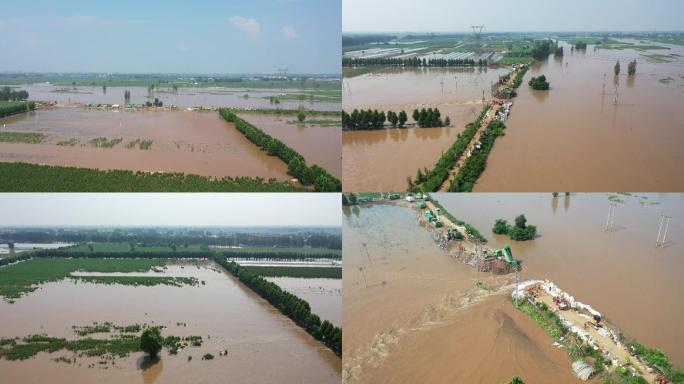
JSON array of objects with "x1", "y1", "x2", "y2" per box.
[
  {"x1": 0, "y1": 194, "x2": 341, "y2": 227},
  {"x1": 0, "y1": 0, "x2": 341, "y2": 74},
  {"x1": 343, "y1": 0, "x2": 684, "y2": 33}
]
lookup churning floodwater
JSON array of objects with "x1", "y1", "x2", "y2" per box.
[
  {"x1": 0, "y1": 261, "x2": 340, "y2": 384},
  {"x1": 476, "y1": 40, "x2": 684, "y2": 191},
  {"x1": 342, "y1": 67, "x2": 506, "y2": 191},
  {"x1": 342, "y1": 203, "x2": 577, "y2": 383}
]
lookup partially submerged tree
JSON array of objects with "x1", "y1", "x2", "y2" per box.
[
  {"x1": 614, "y1": 60, "x2": 621, "y2": 76},
  {"x1": 627, "y1": 59, "x2": 637, "y2": 76},
  {"x1": 140, "y1": 327, "x2": 163, "y2": 358}
]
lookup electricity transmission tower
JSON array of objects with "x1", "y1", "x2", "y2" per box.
[{"x1": 470, "y1": 25, "x2": 485, "y2": 40}]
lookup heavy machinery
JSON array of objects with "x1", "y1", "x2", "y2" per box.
[{"x1": 492, "y1": 244, "x2": 519, "y2": 265}]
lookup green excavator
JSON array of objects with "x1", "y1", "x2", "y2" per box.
[{"x1": 492, "y1": 244, "x2": 520, "y2": 265}]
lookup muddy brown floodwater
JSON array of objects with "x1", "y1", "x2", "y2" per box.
[
  {"x1": 435, "y1": 192, "x2": 684, "y2": 367},
  {"x1": 238, "y1": 114, "x2": 341, "y2": 178},
  {"x1": 342, "y1": 203, "x2": 577, "y2": 383},
  {"x1": 0, "y1": 109, "x2": 291, "y2": 180},
  {"x1": 342, "y1": 67, "x2": 506, "y2": 191},
  {"x1": 266, "y1": 277, "x2": 341, "y2": 326},
  {"x1": 476, "y1": 41, "x2": 684, "y2": 191},
  {"x1": 0, "y1": 261, "x2": 340, "y2": 384},
  {"x1": 16, "y1": 84, "x2": 339, "y2": 111}
]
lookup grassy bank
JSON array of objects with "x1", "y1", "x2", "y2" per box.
[
  {"x1": 227, "y1": 108, "x2": 340, "y2": 117},
  {"x1": 244, "y1": 266, "x2": 341, "y2": 279},
  {"x1": 0, "y1": 162, "x2": 305, "y2": 192},
  {"x1": 219, "y1": 109, "x2": 341, "y2": 192}
]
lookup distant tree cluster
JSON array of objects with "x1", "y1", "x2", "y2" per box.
[
  {"x1": 342, "y1": 57, "x2": 487, "y2": 68},
  {"x1": 528, "y1": 75, "x2": 550, "y2": 90},
  {"x1": 220, "y1": 109, "x2": 341, "y2": 192},
  {"x1": 342, "y1": 109, "x2": 386, "y2": 130},
  {"x1": 0, "y1": 87, "x2": 29, "y2": 101},
  {"x1": 412, "y1": 108, "x2": 445, "y2": 128},
  {"x1": 530, "y1": 40, "x2": 559, "y2": 60},
  {"x1": 627, "y1": 59, "x2": 637, "y2": 76},
  {"x1": 492, "y1": 215, "x2": 537, "y2": 241},
  {"x1": 145, "y1": 98, "x2": 163, "y2": 107},
  {"x1": 386, "y1": 110, "x2": 408, "y2": 128},
  {"x1": 573, "y1": 41, "x2": 588, "y2": 50},
  {"x1": 554, "y1": 46, "x2": 564, "y2": 57}
]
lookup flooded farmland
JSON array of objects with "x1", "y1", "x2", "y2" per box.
[
  {"x1": 0, "y1": 108, "x2": 290, "y2": 180},
  {"x1": 0, "y1": 261, "x2": 340, "y2": 384},
  {"x1": 435, "y1": 193, "x2": 684, "y2": 367},
  {"x1": 342, "y1": 67, "x2": 506, "y2": 191},
  {"x1": 342, "y1": 203, "x2": 577, "y2": 383},
  {"x1": 476, "y1": 41, "x2": 684, "y2": 191},
  {"x1": 266, "y1": 277, "x2": 342, "y2": 326},
  {"x1": 16, "y1": 84, "x2": 340, "y2": 111},
  {"x1": 238, "y1": 114, "x2": 342, "y2": 178}
]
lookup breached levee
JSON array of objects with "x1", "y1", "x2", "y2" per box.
[{"x1": 512, "y1": 279, "x2": 677, "y2": 383}]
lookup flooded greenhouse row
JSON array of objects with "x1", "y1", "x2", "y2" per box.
[
  {"x1": 341, "y1": 193, "x2": 684, "y2": 383},
  {"x1": 0, "y1": 261, "x2": 341, "y2": 384}
]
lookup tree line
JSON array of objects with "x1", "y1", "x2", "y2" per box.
[
  {"x1": 342, "y1": 57, "x2": 487, "y2": 68},
  {"x1": 413, "y1": 108, "x2": 448, "y2": 128},
  {"x1": 222, "y1": 250, "x2": 341, "y2": 260},
  {"x1": 1, "y1": 230, "x2": 341, "y2": 250},
  {"x1": 408, "y1": 106, "x2": 490, "y2": 192},
  {"x1": 219, "y1": 109, "x2": 341, "y2": 192},
  {"x1": 448, "y1": 120, "x2": 506, "y2": 192},
  {"x1": 0, "y1": 87, "x2": 29, "y2": 101},
  {"x1": 0, "y1": 102, "x2": 36, "y2": 118},
  {"x1": 216, "y1": 258, "x2": 342, "y2": 356}
]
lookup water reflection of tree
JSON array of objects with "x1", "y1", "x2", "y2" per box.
[
  {"x1": 564, "y1": 194, "x2": 571, "y2": 212},
  {"x1": 551, "y1": 195, "x2": 558, "y2": 214},
  {"x1": 138, "y1": 355, "x2": 163, "y2": 384},
  {"x1": 626, "y1": 74, "x2": 635, "y2": 88}
]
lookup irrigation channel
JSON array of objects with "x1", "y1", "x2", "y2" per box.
[
  {"x1": 475, "y1": 40, "x2": 684, "y2": 191},
  {"x1": 0, "y1": 255, "x2": 341, "y2": 383},
  {"x1": 342, "y1": 193, "x2": 683, "y2": 383}
]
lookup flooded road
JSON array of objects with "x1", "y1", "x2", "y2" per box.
[
  {"x1": 15, "y1": 84, "x2": 339, "y2": 111},
  {"x1": 238, "y1": 114, "x2": 341, "y2": 178},
  {"x1": 0, "y1": 261, "x2": 340, "y2": 384},
  {"x1": 476, "y1": 41, "x2": 684, "y2": 191},
  {"x1": 0, "y1": 109, "x2": 290, "y2": 180},
  {"x1": 342, "y1": 67, "x2": 505, "y2": 191},
  {"x1": 342, "y1": 203, "x2": 575, "y2": 383},
  {"x1": 435, "y1": 193, "x2": 684, "y2": 367},
  {"x1": 266, "y1": 277, "x2": 341, "y2": 326}
]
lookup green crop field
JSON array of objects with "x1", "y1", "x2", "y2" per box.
[
  {"x1": 0, "y1": 132, "x2": 45, "y2": 144},
  {"x1": 0, "y1": 258, "x2": 171, "y2": 300},
  {"x1": 0, "y1": 162, "x2": 305, "y2": 192},
  {"x1": 244, "y1": 266, "x2": 341, "y2": 279},
  {"x1": 68, "y1": 243, "x2": 205, "y2": 253}
]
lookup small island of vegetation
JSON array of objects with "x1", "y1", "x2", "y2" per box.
[
  {"x1": 492, "y1": 214, "x2": 537, "y2": 241},
  {"x1": 528, "y1": 75, "x2": 550, "y2": 90}
]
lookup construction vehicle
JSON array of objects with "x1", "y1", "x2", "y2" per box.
[{"x1": 492, "y1": 244, "x2": 519, "y2": 265}]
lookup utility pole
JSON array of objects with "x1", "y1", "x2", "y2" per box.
[
  {"x1": 656, "y1": 215, "x2": 672, "y2": 248},
  {"x1": 362, "y1": 242, "x2": 371, "y2": 263},
  {"x1": 605, "y1": 204, "x2": 616, "y2": 232},
  {"x1": 515, "y1": 270, "x2": 519, "y2": 307},
  {"x1": 357, "y1": 266, "x2": 368, "y2": 288}
]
